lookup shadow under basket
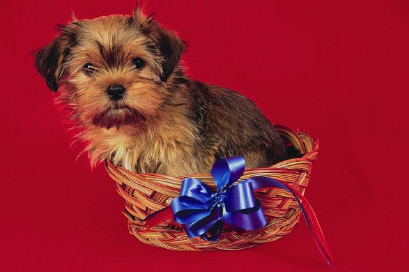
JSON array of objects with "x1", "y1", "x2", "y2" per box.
[{"x1": 105, "y1": 125, "x2": 318, "y2": 251}]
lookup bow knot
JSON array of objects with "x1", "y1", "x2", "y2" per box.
[{"x1": 213, "y1": 192, "x2": 225, "y2": 205}]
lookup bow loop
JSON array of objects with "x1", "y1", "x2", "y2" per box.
[
  {"x1": 179, "y1": 178, "x2": 213, "y2": 203},
  {"x1": 211, "y1": 156, "x2": 246, "y2": 190},
  {"x1": 225, "y1": 182, "x2": 257, "y2": 212},
  {"x1": 171, "y1": 178, "x2": 215, "y2": 225},
  {"x1": 185, "y1": 205, "x2": 224, "y2": 240}
]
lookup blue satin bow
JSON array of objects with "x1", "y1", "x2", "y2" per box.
[{"x1": 170, "y1": 156, "x2": 267, "y2": 241}]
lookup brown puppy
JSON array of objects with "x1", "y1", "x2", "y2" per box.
[{"x1": 35, "y1": 8, "x2": 287, "y2": 176}]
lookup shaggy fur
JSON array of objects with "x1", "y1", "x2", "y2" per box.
[{"x1": 35, "y1": 8, "x2": 287, "y2": 176}]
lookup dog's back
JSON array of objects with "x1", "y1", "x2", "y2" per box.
[{"x1": 190, "y1": 81, "x2": 287, "y2": 169}]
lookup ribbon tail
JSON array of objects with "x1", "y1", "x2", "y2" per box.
[
  {"x1": 141, "y1": 206, "x2": 173, "y2": 230},
  {"x1": 249, "y1": 177, "x2": 334, "y2": 267},
  {"x1": 289, "y1": 190, "x2": 334, "y2": 267}
]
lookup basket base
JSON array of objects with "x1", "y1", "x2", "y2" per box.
[{"x1": 126, "y1": 210, "x2": 301, "y2": 251}]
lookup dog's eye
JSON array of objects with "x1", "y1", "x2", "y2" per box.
[
  {"x1": 83, "y1": 63, "x2": 97, "y2": 76},
  {"x1": 132, "y1": 58, "x2": 146, "y2": 70}
]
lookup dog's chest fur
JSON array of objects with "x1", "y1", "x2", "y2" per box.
[{"x1": 80, "y1": 108, "x2": 212, "y2": 177}]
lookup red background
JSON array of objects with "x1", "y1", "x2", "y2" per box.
[{"x1": 1, "y1": 0, "x2": 408, "y2": 271}]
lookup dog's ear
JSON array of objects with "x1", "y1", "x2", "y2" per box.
[
  {"x1": 132, "y1": 8, "x2": 185, "y2": 82},
  {"x1": 154, "y1": 27, "x2": 185, "y2": 81},
  {"x1": 35, "y1": 24, "x2": 78, "y2": 91}
]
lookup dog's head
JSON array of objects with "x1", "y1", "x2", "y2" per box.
[{"x1": 35, "y1": 8, "x2": 185, "y2": 129}]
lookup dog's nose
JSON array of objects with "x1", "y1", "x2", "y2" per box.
[{"x1": 107, "y1": 84, "x2": 126, "y2": 101}]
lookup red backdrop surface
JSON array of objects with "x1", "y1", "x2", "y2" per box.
[{"x1": 1, "y1": 0, "x2": 408, "y2": 271}]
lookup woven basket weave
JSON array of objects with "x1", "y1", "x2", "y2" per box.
[{"x1": 105, "y1": 125, "x2": 318, "y2": 251}]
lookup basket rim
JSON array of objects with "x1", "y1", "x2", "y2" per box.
[{"x1": 104, "y1": 124, "x2": 318, "y2": 179}]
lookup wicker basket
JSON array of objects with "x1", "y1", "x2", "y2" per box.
[{"x1": 105, "y1": 125, "x2": 318, "y2": 251}]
